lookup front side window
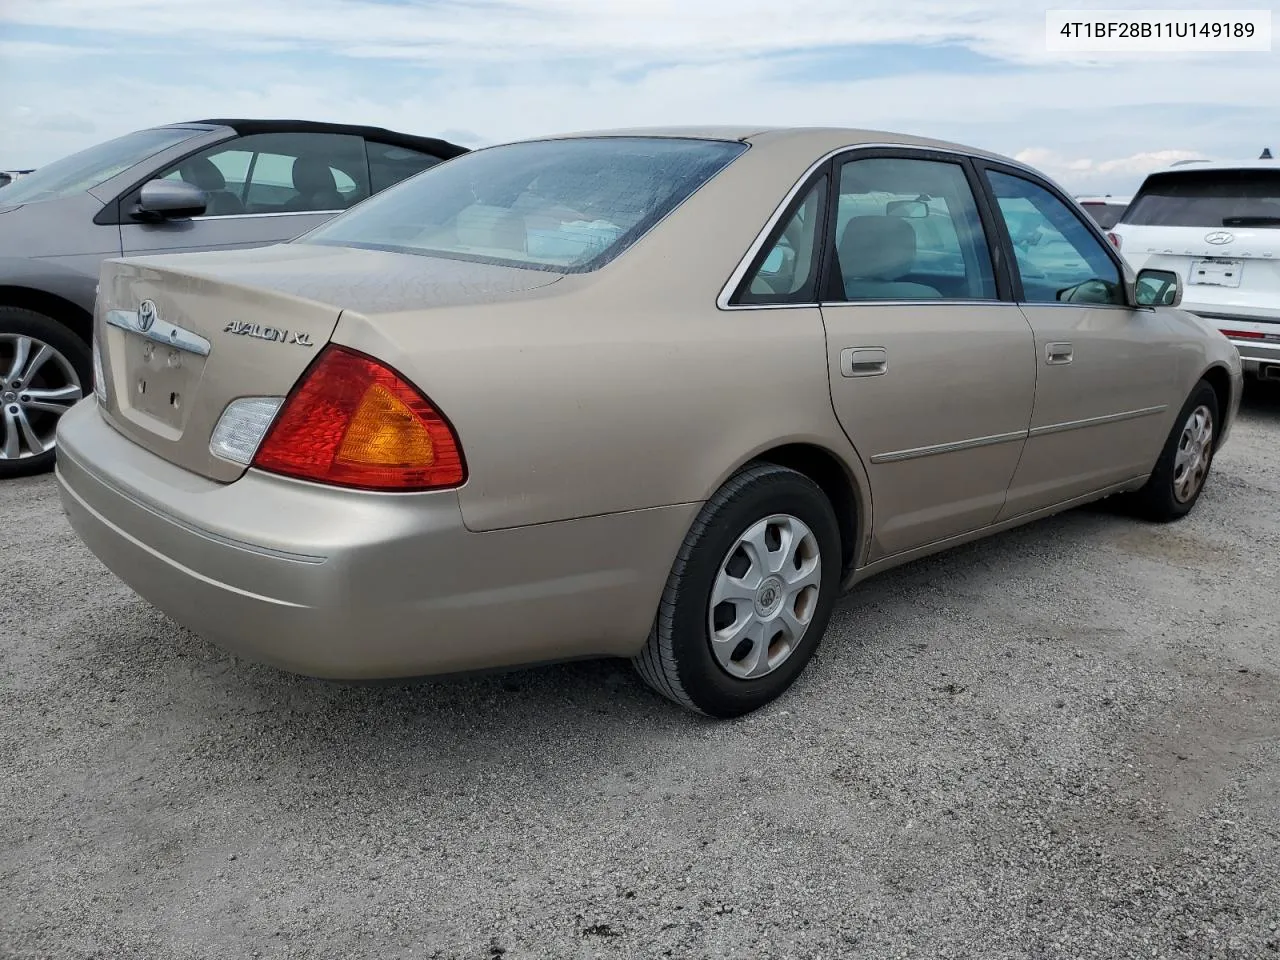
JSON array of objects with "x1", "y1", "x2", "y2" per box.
[
  {"x1": 302, "y1": 137, "x2": 748, "y2": 273},
  {"x1": 1124, "y1": 169, "x2": 1280, "y2": 228},
  {"x1": 987, "y1": 170, "x2": 1123, "y2": 305},
  {"x1": 832, "y1": 156, "x2": 997, "y2": 301},
  {"x1": 736, "y1": 176, "x2": 828, "y2": 305},
  {"x1": 0, "y1": 127, "x2": 204, "y2": 205},
  {"x1": 157, "y1": 132, "x2": 370, "y2": 216}
]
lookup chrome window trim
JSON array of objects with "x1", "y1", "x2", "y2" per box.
[
  {"x1": 105, "y1": 308, "x2": 211, "y2": 358},
  {"x1": 819, "y1": 298, "x2": 1011, "y2": 309},
  {"x1": 188, "y1": 209, "x2": 343, "y2": 221},
  {"x1": 716, "y1": 142, "x2": 1057, "y2": 312},
  {"x1": 1017, "y1": 301, "x2": 1136, "y2": 312}
]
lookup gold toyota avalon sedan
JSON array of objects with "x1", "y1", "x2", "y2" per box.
[{"x1": 54, "y1": 127, "x2": 1243, "y2": 717}]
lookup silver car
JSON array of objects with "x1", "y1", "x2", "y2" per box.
[{"x1": 0, "y1": 118, "x2": 466, "y2": 477}]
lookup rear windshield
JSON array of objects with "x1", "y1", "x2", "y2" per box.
[
  {"x1": 1080, "y1": 203, "x2": 1125, "y2": 229},
  {"x1": 1124, "y1": 169, "x2": 1280, "y2": 228},
  {"x1": 301, "y1": 136, "x2": 747, "y2": 272}
]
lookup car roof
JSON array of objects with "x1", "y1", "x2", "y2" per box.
[
  {"x1": 507, "y1": 125, "x2": 1035, "y2": 171},
  {"x1": 159, "y1": 118, "x2": 470, "y2": 159},
  {"x1": 1148, "y1": 158, "x2": 1278, "y2": 175},
  {"x1": 519, "y1": 125, "x2": 1012, "y2": 160}
]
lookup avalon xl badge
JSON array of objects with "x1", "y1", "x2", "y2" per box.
[{"x1": 223, "y1": 320, "x2": 315, "y2": 347}]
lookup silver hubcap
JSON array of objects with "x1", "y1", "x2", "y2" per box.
[
  {"x1": 1172, "y1": 404, "x2": 1214, "y2": 504},
  {"x1": 0, "y1": 334, "x2": 84, "y2": 461},
  {"x1": 708, "y1": 513, "x2": 822, "y2": 680}
]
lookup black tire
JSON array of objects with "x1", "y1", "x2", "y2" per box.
[
  {"x1": 633, "y1": 463, "x2": 843, "y2": 718},
  {"x1": 1122, "y1": 379, "x2": 1219, "y2": 523},
  {"x1": 0, "y1": 306, "x2": 92, "y2": 479}
]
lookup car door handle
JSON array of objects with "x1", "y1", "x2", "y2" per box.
[
  {"x1": 840, "y1": 347, "x2": 888, "y2": 378},
  {"x1": 1045, "y1": 342, "x2": 1073, "y2": 365}
]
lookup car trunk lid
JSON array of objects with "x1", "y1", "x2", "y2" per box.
[{"x1": 94, "y1": 243, "x2": 563, "y2": 482}]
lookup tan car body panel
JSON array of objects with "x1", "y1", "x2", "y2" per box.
[
  {"x1": 819, "y1": 301, "x2": 1037, "y2": 559},
  {"x1": 58, "y1": 126, "x2": 1244, "y2": 680},
  {"x1": 56, "y1": 399, "x2": 696, "y2": 676}
]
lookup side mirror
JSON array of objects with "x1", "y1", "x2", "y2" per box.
[
  {"x1": 1133, "y1": 268, "x2": 1182, "y2": 307},
  {"x1": 133, "y1": 179, "x2": 207, "y2": 221}
]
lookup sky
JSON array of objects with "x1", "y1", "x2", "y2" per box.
[{"x1": 0, "y1": 0, "x2": 1276, "y2": 194}]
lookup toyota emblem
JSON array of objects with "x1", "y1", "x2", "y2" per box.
[
  {"x1": 1204, "y1": 231, "x2": 1234, "y2": 245},
  {"x1": 137, "y1": 299, "x2": 157, "y2": 332}
]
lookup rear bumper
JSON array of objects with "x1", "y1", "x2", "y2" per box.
[
  {"x1": 1187, "y1": 309, "x2": 1280, "y2": 376},
  {"x1": 55, "y1": 399, "x2": 694, "y2": 679},
  {"x1": 1230, "y1": 344, "x2": 1280, "y2": 378}
]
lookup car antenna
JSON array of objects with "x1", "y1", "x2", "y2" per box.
[{"x1": 1262, "y1": 147, "x2": 1274, "y2": 159}]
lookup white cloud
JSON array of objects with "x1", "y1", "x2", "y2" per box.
[
  {"x1": 0, "y1": 0, "x2": 1247, "y2": 66},
  {"x1": 1015, "y1": 148, "x2": 1211, "y2": 190},
  {"x1": 0, "y1": 40, "x2": 105, "y2": 59},
  {"x1": 0, "y1": 0, "x2": 1274, "y2": 195}
]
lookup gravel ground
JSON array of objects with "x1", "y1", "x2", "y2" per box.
[{"x1": 3, "y1": 385, "x2": 1279, "y2": 960}]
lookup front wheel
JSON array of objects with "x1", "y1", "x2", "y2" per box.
[
  {"x1": 0, "y1": 307, "x2": 91, "y2": 479},
  {"x1": 633, "y1": 463, "x2": 843, "y2": 717},
  {"x1": 1122, "y1": 379, "x2": 1219, "y2": 522}
]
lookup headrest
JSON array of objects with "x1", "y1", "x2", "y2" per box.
[
  {"x1": 178, "y1": 157, "x2": 226, "y2": 192},
  {"x1": 291, "y1": 156, "x2": 337, "y2": 195},
  {"x1": 839, "y1": 216, "x2": 918, "y2": 281}
]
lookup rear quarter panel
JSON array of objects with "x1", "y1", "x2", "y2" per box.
[
  {"x1": 329, "y1": 134, "x2": 869, "y2": 533},
  {"x1": 334, "y1": 290, "x2": 855, "y2": 533}
]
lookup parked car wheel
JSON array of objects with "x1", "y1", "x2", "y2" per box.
[
  {"x1": 1123, "y1": 379, "x2": 1219, "y2": 522},
  {"x1": 0, "y1": 307, "x2": 90, "y2": 478},
  {"x1": 633, "y1": 463, "x2": 843, "y2": 717}
]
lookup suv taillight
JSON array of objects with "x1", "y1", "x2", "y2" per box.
[
  {"x1": 1107, "y1": 231, "x2": 1122, "y2": 250},
  {"x1": 252, "y1": 345, "x2": 466, "y2": 491}
]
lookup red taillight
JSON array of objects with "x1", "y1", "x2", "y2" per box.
[
  {"x1": 1107, "y1": 232, "x2": 1122, "y2": 250},
  {"x1": 1220, "y1": 329, "x2": 1265, "y2": 340},
  {"x1": 252, "y1": 345, "x2": 466, "y2": 491}
]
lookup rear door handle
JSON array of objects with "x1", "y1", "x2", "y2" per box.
[
  {"x1": 1045, "y1": 342, "x2": 1073, "y2": 365},
  {"x1": 840, "y1": 346, "x2": 888, "y2": 378}
]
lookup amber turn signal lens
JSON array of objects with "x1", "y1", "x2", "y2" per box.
[{"x1": 252, "y1": 345, "x2": 466, "y2": 491}]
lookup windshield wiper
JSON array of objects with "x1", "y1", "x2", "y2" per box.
[{"x1": 1222, "y1": 216, "x2": 1280, "y2": 226}]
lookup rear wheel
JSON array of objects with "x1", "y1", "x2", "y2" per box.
[
  {"x1": 633, "y1": 463, "x2": 843, "y2": 717},
  {"x1": 1122, "y1": 379, "x2": 1219, "y2": 522},
  {"x1": 0, "y1": 307, "x2": 90, "y2": 479}
]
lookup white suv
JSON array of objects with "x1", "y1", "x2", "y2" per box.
[{"x1": 1111, "y1": 159, "x2": 1280, "y2": 380}]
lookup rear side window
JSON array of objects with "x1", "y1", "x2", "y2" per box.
[
  {"x1": 831, "y1": 156, "x2": 997, "y2": 302},
  {"x1": 1125, "y1": 169, "x2": 1280, "y2": 228},
  {"x1": 303, "y1": 137, "x2": 748, "y2": 273},
  {"x1": 736, "y1": 176, "x2": 828, "y2": 305}
]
